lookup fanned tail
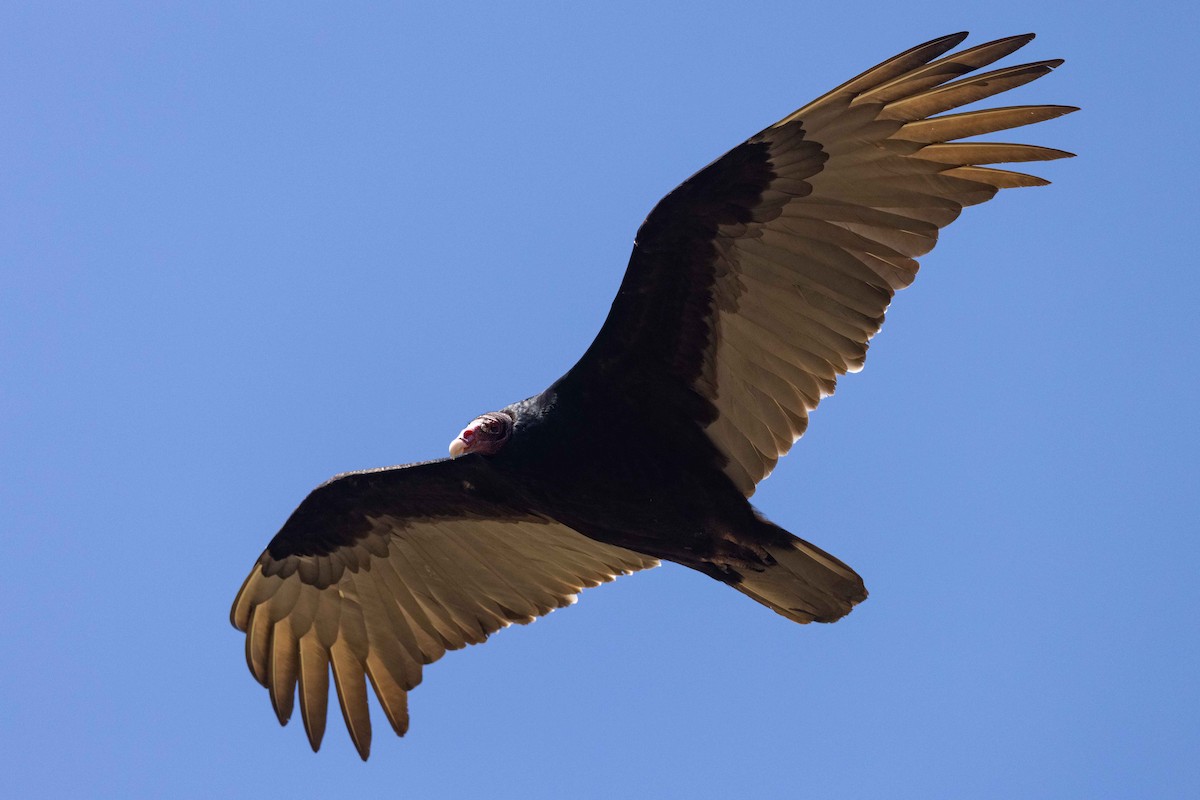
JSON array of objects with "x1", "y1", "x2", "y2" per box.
[{"x1": 708, "y1": 522, "x2": 867, "y2": 624}]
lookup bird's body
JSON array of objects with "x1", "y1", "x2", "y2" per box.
[
  {"x1": 488, "y1": 385, "x2": 864, "y2": 617},
  {"x1": 233, "y1": 32, "x2": 1075, "y2": 759}
]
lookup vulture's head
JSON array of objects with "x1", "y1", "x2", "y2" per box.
[{"x1": 448, "y1": 411, "x2": 514, "y2": 457}]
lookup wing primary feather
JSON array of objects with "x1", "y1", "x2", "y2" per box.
[
  {"x1": 941, "y1": 165, "x2": 1051, "y2": 189},
  {"x1": 897, "y1": 105, "x2": 1078, "y2": 142},
  {"x1": 245, "y1": 602, "x2": 272, "y2": 687},
  {"x1": 297, "y1": 632, "x2": 330, "y2": 752},
  {"x1": 364, "y1": 649, "x2": 410, "y2": 736},
  {"x1": 230, "y1": 566, "x2": 258, "y2": 631},
  {"x1": 267, "y1": 619, "x2": 299, "y2": 725},
  {"x1": 329, "y1": 636, "x2": 372, "y2": 761}
]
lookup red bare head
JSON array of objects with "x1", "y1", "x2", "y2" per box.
[{"x1": 448, "y1": 411, "x2": 514, "y2": 458}]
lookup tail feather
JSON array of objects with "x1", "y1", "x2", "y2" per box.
[{"x1": 727, "y1": 536, "x2": 867, "y2": 624}]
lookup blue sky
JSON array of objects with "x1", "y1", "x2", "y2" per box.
[{"x1": 2, "y1": 2, "x2": 1196, "y2": 797}]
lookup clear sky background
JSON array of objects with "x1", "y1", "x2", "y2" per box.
[{"x1": 2, "y1": 2, "x2": 1196, "y2": 798}]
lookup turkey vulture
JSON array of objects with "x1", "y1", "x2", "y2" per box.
[{"x1": 232, "y1": 32, "x2": 1074, "y2": 759}]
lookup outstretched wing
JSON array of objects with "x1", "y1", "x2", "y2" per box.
[
  {"x1": 561, "y1": 32, "x2": 1075, "y2": 495},
  {"x1": 230, "y1": 457, "x2": 657, "y2": 759}
]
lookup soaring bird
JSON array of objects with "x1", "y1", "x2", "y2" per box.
[{"x1": 232, "y1": 32, "x2": 1074, "y2": 759}]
